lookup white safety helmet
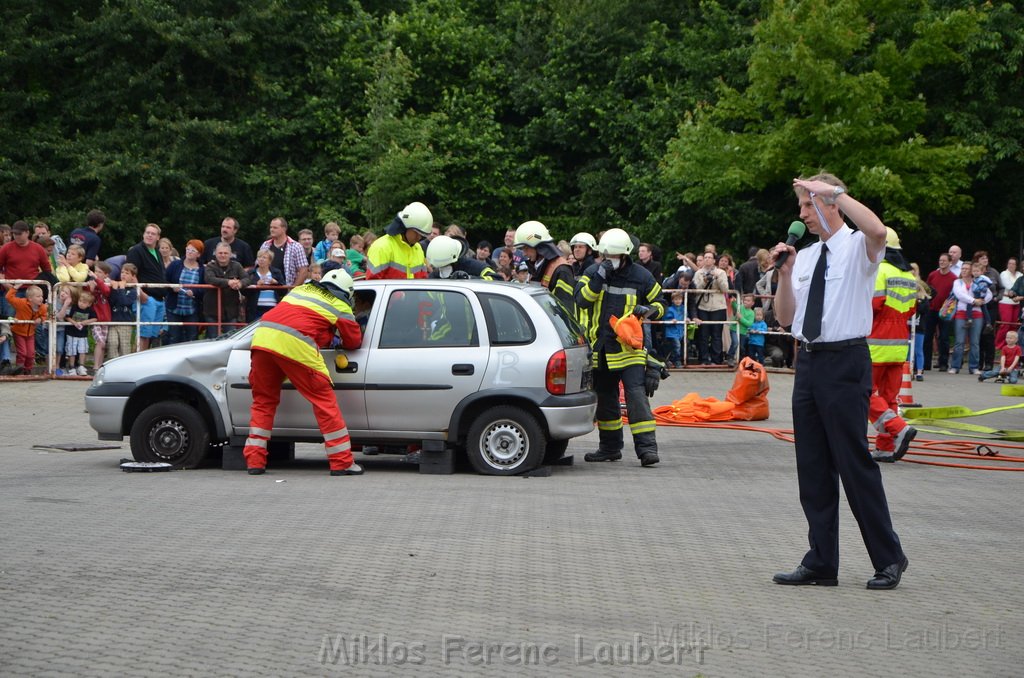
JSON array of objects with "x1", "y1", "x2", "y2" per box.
[
  {"x1": 426, "y1": 235, "x2": 462, "y2": 268},
  {"x1": 320, "y1": 268, "x2": 355, "y2": 298},
  {"x1": 398, "y1": 201, "x2": 434, "y2": 236},
  {"x1": 569, "y1": 232, "x2": 597, "y2": 249},
  {"x1": 597, "y1": 228, "x2": 634, "y2": 256},
  {"x1": 513, "y1": 220, "x2": 553, "y2": 249}
]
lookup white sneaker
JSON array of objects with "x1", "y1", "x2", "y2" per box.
[
  {"x1": 77, "y1": 365, "x2": 89, "y2": 376},
  {"x1": 947, "y1": 368, "x2": 957, "y2": 374}
]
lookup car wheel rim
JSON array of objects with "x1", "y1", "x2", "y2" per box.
[
  {"x1": 148, "y1": 418, "x2": 190, "y2": 462},
  {"x1": 479, "y1": 421, "x2": 528, "y2": 470}
]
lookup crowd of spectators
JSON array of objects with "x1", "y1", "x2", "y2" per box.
[{"x1": 0, "y1": 209, "x2": 1021, "y2": 379}]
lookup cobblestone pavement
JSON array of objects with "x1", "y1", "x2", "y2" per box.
[{"x1": 1, "y1": 370, "x2": 1021, "y2": 677}]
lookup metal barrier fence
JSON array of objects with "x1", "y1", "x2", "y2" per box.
[{"x1": 0, "y1": 279, "x2": 291, "y2": 379}]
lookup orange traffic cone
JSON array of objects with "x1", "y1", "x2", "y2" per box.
[{"x1": 896, "y1": 362, "x2": 921, "y2": 409}]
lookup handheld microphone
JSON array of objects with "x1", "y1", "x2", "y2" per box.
[{"x1": 774, "y1": 221, "x2": 807, "y2": 269}]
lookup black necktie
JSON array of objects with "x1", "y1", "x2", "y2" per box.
[{"x1": 803, "y1": 243, "x2": 828, "y2": 342}]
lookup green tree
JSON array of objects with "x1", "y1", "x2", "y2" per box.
[{"x1": 663, "y1": 0, "x2": 986, "y2": 235}]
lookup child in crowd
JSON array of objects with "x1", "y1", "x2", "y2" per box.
[
  {"x1": 732, "y1": 293, "x2": 755, "y2": 364},
  {"x1": 514, "y1": 262, "x2": 531, "y2": 284},
  {"x1": 55, "y1": 244, "x2": 92, "y2": 283},
  {"x1": 346, "y1": 233, "x2": 367, "y2": 273},
  {"x1": 309, "y1": 261, "x2": 323, "y2": 282},
  {"x1": 662, "y1": 292, "x2": 687, "y2": 368},
  {"x1": 247, "y1": 248, "x2": 285, "y2": 321},
  {"x1": 978, "y1": 331, "x2": 1020, "y2": 384},
  {"x1": 748, "y1": 307, "x2": 768, "y2": 364},
  {"x1": 312, "y1": 222, "x2": 342, "y2": 264},
  {"x1": 108, "y1": 263, "x2": 141, "y2": 359},
  {"x1": 89, "y1": 261, "x2": 113, "y2": 370},
  {"x1": 64, "y1": 289, "x2": 96, "y2": 375},
  {"x1": 971, "y1": 268, "x2": 995, "y2": 328},
  {"x1": 4, "y1": 283, "x2": 48, "y2": 375}
]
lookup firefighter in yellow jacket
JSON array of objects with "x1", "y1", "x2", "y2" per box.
[
  {"x1": 867, "y1": 228, "x2": 918, "y2": 462},
  {"x1": 243, "y1": 267, "x2": 364, "y2": 475}
]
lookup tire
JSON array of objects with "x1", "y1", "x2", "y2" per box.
[
  {"x1": 130, "y1": 401, "x2": 210, "y2": 469},
  {"x1": 543, "y1": 438, "x2": 570, "y2": 463},
  {"x1": 466, "y1": 405, "x2": 544, "y2": 475}
]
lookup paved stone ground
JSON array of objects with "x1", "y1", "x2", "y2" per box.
[{"x1": 1, "y1": 370, "x2": 1021, "y2": 677}]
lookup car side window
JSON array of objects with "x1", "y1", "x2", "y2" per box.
[
  {"x1": 479, "y1": 293, "x2": 535, "y2": 345},
  {"x1": 379, "y1": 289, "x2": 478, "y2": 348}
]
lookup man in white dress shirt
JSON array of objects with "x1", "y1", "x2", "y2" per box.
[{"x1": 769, "y1": 173, "x2": 909, "y2": 591}]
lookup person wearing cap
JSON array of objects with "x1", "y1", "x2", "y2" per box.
[
  {"x1": 365, "y1": 202, "x2": 433, "y2": 279},
  {"x1": 513, "y1": 221, "x2": 577, "y2": 316},
  {"x1": 514, "y1": 262, "x2": 531, "y2": 284},
  {"x1": 328, "y1": 246, "x2": 352, "y2": 274},
  {"x1": 866, "y1": 227, "x2": 918, "y2": 463},
  {"x1": 243, "y1": 267, "x2": 364, "y2": 476}
]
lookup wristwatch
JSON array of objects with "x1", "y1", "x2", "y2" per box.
[{"x1": 832, "y1": 186, "x2": 846, "y2": 198}]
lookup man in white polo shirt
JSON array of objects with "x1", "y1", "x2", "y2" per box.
[{"x1": 769, "y1": 173, "x2": 909, "y2": 591}]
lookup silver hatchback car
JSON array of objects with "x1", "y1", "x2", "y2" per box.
[{"x1": 86, "y1": 279, "x2": 596, "y2": 475}]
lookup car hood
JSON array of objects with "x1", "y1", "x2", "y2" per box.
[{"x1": 97, "y1": 335, "x2": 245, "y2": 384}]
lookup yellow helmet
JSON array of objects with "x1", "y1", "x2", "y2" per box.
[
  {"x1": 884, "y1": 226, "x2": 902, "y2": 250},
  {"x1": 425, "y1": 235, "x2": 463, "y2": 268},
  {"x1": 398, "y1": 202, "x2": 433, "y2": 236},
  {"x1": 513, "y1": 220, "x2": 552, "y2": 248},
  {"x1": 597, "y1": 228, "x2": 634, "y2": 256}
]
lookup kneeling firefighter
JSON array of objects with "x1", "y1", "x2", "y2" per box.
[
  {"x1": 575, "y1": 228, "x2": 668, "y2": 467},
  {"x1": 243, "y1": 268, "x2": 364, "y2": 476}
]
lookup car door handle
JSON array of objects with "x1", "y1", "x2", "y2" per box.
[
  {"x1": 336, "y1": 362, "x2": 358, "y2": 374},
  {"x1": 452, "y1": 364, "x2": 474, "y2": 376}
]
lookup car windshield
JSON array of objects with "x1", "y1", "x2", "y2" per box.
[{"x1": 530, "y1": 291, "x2": 588, "y2": 349}]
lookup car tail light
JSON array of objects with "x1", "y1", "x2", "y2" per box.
[{"x1": 546, "y1": 350, "x2": 567, "y2": 395}]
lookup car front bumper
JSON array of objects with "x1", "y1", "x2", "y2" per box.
[{"x1": 85, "y1": 395, "x2": 129, "y2": 441}]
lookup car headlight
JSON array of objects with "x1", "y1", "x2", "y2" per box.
[{"x1": 93, "y1": 366, "x2": 105, "y2": 387}]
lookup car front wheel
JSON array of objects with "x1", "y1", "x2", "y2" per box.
[
  {"x1": 466, "y1": 405, "x2": 544, "y2": 475},
  {"x1": 130, "y1": 401, "x2": 210, "y2": 469}
]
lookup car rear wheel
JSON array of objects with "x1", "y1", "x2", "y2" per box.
[
  {"x1": 466, "y1": 405, "x2": 544, "y2": 475},
  {"x1": 130, "y1": 401, "x2": 210, "y2": 469}
]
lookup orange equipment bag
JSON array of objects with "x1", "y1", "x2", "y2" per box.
[
  {"x1": 725, "y1": 357, "x2": 770, "y2": 420},
  {"x1": 609, "y1": 314, "x2": 644, "y2": 349}
]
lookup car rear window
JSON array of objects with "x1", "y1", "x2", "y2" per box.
[
  {"x1": 478, "y1": 293, "x2": 535, "y2": 345},
  {"x1": 530, "y1": 292, "x2": 589, "y2": 349}
]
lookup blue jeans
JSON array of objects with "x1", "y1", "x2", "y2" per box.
[
  {"x1": 167, "y1": 310, "x2": 200, "y2": 344},
  {"x1": 952, "y1": 317, "x2": 983, "y2": 372},
  {"x1": 749, "y1": 343, "x2": 765, "y2": 365},
  {"x1": 664, "y1": 337, "x2": 682, "y2": 366},
  {"x1": 910, "y1": 332, "x2": 925, "y2": 373},
  {"x1": 979, "y1": 367, "x2": 1019, "y2": 383},
  {"x1": 0, "y1": 337, "x2": 11, "y2": 363}
]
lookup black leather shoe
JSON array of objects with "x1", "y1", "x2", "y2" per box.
[
  {"x1": 866, "y1": 555, "x2": 908, "y2": 590},
  {"x1": 640, "y1": 452, "x2": 660, "y2": 467},
  {"x1": 584, "y1": 450, "x2": 622, "y2": 462},
  {"x1": 773, "y1": 565, "x2": 838, "y2": 586},
  {"x1": 247, "y1": 468, "x2": 266, "y2": 475}
]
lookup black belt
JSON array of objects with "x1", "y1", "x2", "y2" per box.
[{"x1": 800, "y1": 338, "x2": 867, "y2": 353}]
